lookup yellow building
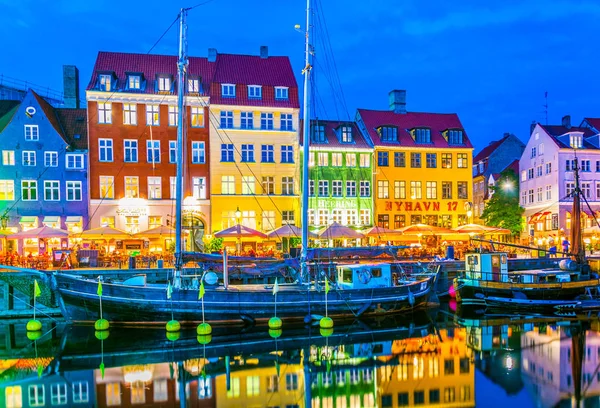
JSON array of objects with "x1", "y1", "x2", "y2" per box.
[
  {"x1": 357, "y1": 91, "x2": 474, "y2": 232},
  {"x1": 208, "y1": 49, "x2": 301, "y2": 252}
]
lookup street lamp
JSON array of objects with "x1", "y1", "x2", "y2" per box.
[
  {"x1": 502, "y1": 180, "x2": 514, "y2": 192},
  {"x1": 235, "y1": 207, "x2": 242, "y2": 223},
  {"x1": 234, "y1": 207, "x2": 242, "y2": 255}
]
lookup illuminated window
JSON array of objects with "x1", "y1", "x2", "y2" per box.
[
  {"x1": 100, "y1": 176, "x2": 114, "y2": 199},
  {"x1": 332, "y1": 153, "x2": 342, "y2": 166},
  {"x1": 148, "y1": 176, "x2": 162, "y2": 199},
  {"x1": 441, "y1": 153, "x2": 452, "y2": 168},
  {"x1": 281, "y1": 177, "x2": 294, "y2": 195},
  {"x1": 100, "y1": 216, "x2": 115, "y2": 228},
  {"x1": 0, "y1": 180, "x2": 15, "y2": 200},
  {"x1": 442, "y1": 182, "x2": 452, "y2": 199},
  {"x1": 191, "y1": 106, "x2": 204, "y2": 127},
  {"x1": 457, "y1": 153, "x2": 468, "y2": 168},
  {"x1": 128, "y1": 75, "x2": 140, "y2": 89},
  {"x1": 242, "y1": 176, "x2": 255, "y2": 195},
  {"x1": 428, "y1": 357, "x2": 439, "y2": 377},
  {"x1": 153, "y1": 379, "x2": 168, "y2": 402},
  {"x1": 360, "y1": 209, "x2": 371, "y2": 226},
  {"x1": 168, "y1": 106, "x2": 178, "y2": 126},
  {"x1": 377, "y1": 180, "x2": 389, "y2": 199},
  {"x1": 98, "y1": 74, "x2": 111, "y2": 91},
  {"x1": 394, "y1": 214, "x2": 405, "y2": 229},
  {"x1": 221, "y1": 176, "x2": 235, "y2": 195},
  {"x1": 98, "y1": 102, "x2": 112, "y2": 124},
  {"x1": 5, "y1": 386, "x2": 22, "y2": 408},
  {"x1": 149, "y1": 216, "x2": 162, "y2": 229},
  {"x1": 192, "y1": 177, "x2": 206, "y2": 199},
  {"x1": 146, "y1": 104, "x2": 159, "y2": 126},
  {"x1": 124, "y1": 176, "x2": 139, "y2": 198},
  {"x1": 125, "y1": 216, "x2": 140, "y2": 234},
  {"x1": 188, "y1": 78, "x2": 200, "y2": 93},
  {"x1": 410, "y1": 181, "x2": 422, "y2": 199},
  {"x1": 131, "y1": 381, "x2": 145, "y2": 404},
  {"x1": 158, "y1": 75, "x2": 171, "y2": 92},
  {"x1": 426, "y1": 181, "x2": 437, "y2": 199},
  {"x1": 247, "y1": 376, "x2": 260, "y2": 397},
  {"x1": 267, "y1": 375, "x2": 279, "y2": 392},
  {"x1": 359, "y1": 153, "x2": 370, "y2": 167},
  {"x1": 262, "y1": 211, "x2": 276, "y2": 231},
  {"x1": 198, "y1": 376, "x2": 212, "y2": 399},
  {"x1": 123, "y1": 103, "x2": 137, "y2": 125},
  {"x1": 346, "y1": 154, "x2": 356, "y2": 167},
  {"x1": 2, "y1": 150, "x2": 15, "y2": 166}
]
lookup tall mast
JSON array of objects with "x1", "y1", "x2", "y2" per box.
[
  {"x1": 571, "y1": 154, "x2": 584, "y2": 264},
  {"x1": 174, "y1": 8, "x2": 188, "y2": 281},
  {"x1": 300, "y1": 0, "x2": 312, "y2": 280}
]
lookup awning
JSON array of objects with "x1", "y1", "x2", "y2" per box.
[
  {"x1": 19, "y1": 216, "x2": 38, "y2": 224},
  {"x1": 65, "y1": 216, "x2": 83, "y2": 223},
  {"x1": 582, "y1": 209, "x2": 595, "y2": 218},
  {"x1": 43, "y1": 216, "x2": 60, "y2": 224},
  {"x1": 528, "y1": 211, "x2": 550, "y2": 224}
]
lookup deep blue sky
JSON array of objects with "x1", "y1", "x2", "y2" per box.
[{"x1": 1, "y1": 0, "x2": 599, "y2": 152}]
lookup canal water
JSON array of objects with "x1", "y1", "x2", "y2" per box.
[{"x1": 0, "y1": 306, "x2": 597, "y2": 407}]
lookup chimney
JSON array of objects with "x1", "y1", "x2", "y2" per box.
[
  {"x1": 208, "y1": 48, "x2": 217, "y2": 62},
  {"x1": 62, "y1": 65, "x2": 80, "y2": 109},
  {"x1": 562, "y1": 115, "x2": 571, "y2": 129},
  {"x1": 260, "y1": 45, "x2": 268, "y2": 59},
  {"x1": 530, "y1": 121, "x2": 537, "y2": 134},
  {"x1": 388, "y1": 90, "x2": 406, "y2": 114}
]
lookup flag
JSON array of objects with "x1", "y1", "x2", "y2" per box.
[
  {"x1": 34, "y1": 280, "x2": 41, "y2": 298},
  {"x1": 198, "y1": 280, "x2": 205, "y2": 300},
  {"x1": 37, "y1": 364, "x2": 43, "y2": 378},
  {"x1": 272, "y1": 278, "x2": 279, "y2": 296},
  {"x1": 167, "y1": 282, "x2": 173, "y2": 299},
  {"x1": 275, "y1": 360, "x2": 280, "y2": 377},
  {"x1": 97, "y1": 280, "x2": 103, "y2": 297},
  {"x1": 324, "y1": 278, "x2": 330, "y2": 295},
  {"x1": 100, "y1": 362, "x2": 105, "y2": 379}
]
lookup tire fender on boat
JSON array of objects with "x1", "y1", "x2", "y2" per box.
[{"x1": 358, "y1": 270, "x2": 372, "y2": 284}]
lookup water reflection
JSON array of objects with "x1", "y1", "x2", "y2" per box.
[{"x1": 2, "y1": 312, "x2": 600, "y2": 407}]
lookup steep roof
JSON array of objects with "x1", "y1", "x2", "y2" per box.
[
  {"x1": 299, "y1": 119, "x2": 371, "y2": 149},
  {"x1": 473, "y1": 134, "x2": 509, "y2": 162},
  {"x1": 31, "y1": 90, "x2": 65, "y2": 137},
  {"x1": 55, "y1": 108, "x2": 88, "y2": 150},
  {"x1": 583, "y1": 118, "x2": 600, "y2": 132},
  {"x1": 503, "y1": 159, "x2": 519, "y2": 174},
  {"x1": 357, "y1": 109, "x2": 473, "y2": 149},
  {"x1": 539, "y1": 124, "x2": 597, "y2": 149},
  {"x1": 0, "y1": 102, "x2": 19, "y2": 133}
]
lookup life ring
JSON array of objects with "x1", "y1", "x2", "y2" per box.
[{"x1": 358, "y1": 270, "x2": 372, "y2": 284}]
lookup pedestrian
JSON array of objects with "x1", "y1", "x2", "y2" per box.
[{"x1": 562, "y1": 239, "x2": 570, "y2": 255}]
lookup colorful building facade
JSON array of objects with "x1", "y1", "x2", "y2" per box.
[
  {"x1": 0, "y1": 89, "x2": 87, "y2": 254},
  {"x1": 208, "y1": 48, "x2": 301, "y2": 245},
  {"x1": 306, "y1": 120, "x2": 373, "y2": 229},
  {"x1": 86, "y1": 52, "x2": 214, "y2": 251},
  {"x1": 356, "y1": 90, "x2": 474, "y2": 231}
]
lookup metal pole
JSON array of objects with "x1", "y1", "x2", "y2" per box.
[
  {"x1": 300, "y1": 0, "x2": 312, "y2": 283},
  {"x1": 174, "y1": 8, "x2": 188, "y2": 287},
  {"x1": 223, "y1": 247, "x2": 228, "y2": 290}
]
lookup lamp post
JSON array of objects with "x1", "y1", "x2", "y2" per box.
[{"x1": 235, "y1": 207, "x2": 242, "y2": 255}]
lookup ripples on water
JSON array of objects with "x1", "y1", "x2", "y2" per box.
[{"x1": 0, "y1": 307, "x2": 597, "y2": 407}]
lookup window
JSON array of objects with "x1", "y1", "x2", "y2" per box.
[
  {"x1": 261, "y1": 113, "x2": 274, "y2": 130},
  {"x1": 198, "y1": 377, "x2": 212, "y2": 399},
  {"x1": 537, "y1": 186, "x2": 543, "y2": 201},
  {"x1": 262, "y1": 210, "x2": 276, "y2": 230},
  {"x1": 66, "y1": 153, "x2": 84, "y2": 169},
  {"x1": 442, "y1": 181, "x2": 452, "y2": 199},
  {"x1": 21, "y1": 180, "x2": 37, "y2": 201},
  {"x1": 222, "y1": 176, "x2": 235, "y2": 195},
  {"x1": 286, "y1": 373, "x2": 299, "y2": 391},
  {"x1": 66, "y1": 181, "x2": 82, "y2": 201},
  {"x1": 72, "y1": 381, "x2": 89, "y2": 403},
  {"x1": 426, "y1": 181, "x2": 437, "y2": 199},
  {"x1": 282, "y1": 210, "x2": 295, "y2": 225},
  {"x1": 5, "y1": 386, "x2": 22, "y2": 408},
  {"x1": 275, "y1": 86, "x2": 289, "y2": 99},
  {"x1": 106, "y1": 383, "x2": 121, "y2": 406},
  {"x1": 378, "y1": 151, "x2": 389, "y2": 166},
  {"x1": 410, "y1": 153, "x2": 421, "y2": 168},
  {"x1": 101, "y1": 216, "x2": 115, "y2": 228},
  {"x1": 318, "y1": 152, "x2": 328, "y2": 166},
  {"x1": 28, "y1": 385, "x2": 44, "y2": 407},
  {"x1": 99, "y1": 139, "x2": 113, "y2": 162},
  {"x1": 528, "y1": 168, "x2": 534, "y2": 179},
  {"x1": 414, "y1": 390, "x2": 425, "y2": 405},
  {"x1": 426, "y1": 153, "x2": 437, "y2": 168},
  {"x1": 261, "y1": 145, "x2": 274, "y2": 162},
  {"x1": 429, "y1": 389, "x2": 440, "y2": 404},
  {"x1": 331, "y1": 153, "x2": 342, "y2": 166},
  {"x1": 191, "y1": 106, "x2": 204, "y2": 127},
  {"x1": 169, "y1": 141, "x2": 176, "y2": 163},
  {"x1": 262, "y1": 176, "x2": 274, "y2": 195},
  {"x1": 168, "y1": 106, "x2": 178, "y2": 126},
  {"x1": 98, "y1": 74, "x2": 112, "y2": 91},
  {"x1": 457, "y1": 153, "x2": 468, "y2": 168},
  {"x1": 51, "y1": 383, "x2": 67, "y2": 405},
  {"x1": 359, "y1": 153, "x2": 370, "y2": 167},
  {"x1": 309, "y1": 180, "x2": 315, "y2": 196},
  {"x1": 248, "y1": 85, "x2": 262, "y2": 99},
  {"x1": 282, "y1": 177, "x2": 294, "y2": 195},
  {"x1": 444, "y1": 359, "x2": 455, "y2": 375},
  {"x1": 124, "y1": 176, "x2": 139, "y2": 198},
  {"x1": 44, "y1": 181, "x2": 59, "y2": 201},
  {"x1": 441, "y1": 153, "x2": 452, "y2": 168},
  {"x1": 24, "y1": 125, "x2": 39, "y2": 140},
  {"x1": 410, "y1": 181, "x2": 422, "y2": 199},
  {"x1": 379, "y1": 126, "x2": 397, "y2": 142},
  {"x1": 221, "y1": 144, "x2": 234, "y2": 162},
  {"x1": 378, "y1": 180, "x2": 389, "y2": 199},
  {"x1": 44, "y1": 151, "x2": 57, "y2": 167},
  {"x1": 318, "y1": 180, "x2": 329, "y2": 197},
  {"x1": 22, "y1": 151, "x2": 36, "y2": 166},
  {"x1": 143, "y1": 105, "x2": 159, "y2": 127},
  {"x1": 247, "y1": 376, "x2": 260, "y2": 397},
  {"x1": 546, "y1": 162, "x2": 552, "y2": 174},
  {"x1": 414, "y1": 128, "x2": 431, "y2": 143},
  {"x1": 394, "y1": 214, "x2": 406, "y2": 229},
  {"x1": 457, "y1": 182, "x2": 468, "y2": 199},
  {"x1": 397, "y1": 392, "x2": 409, "y2": 406},
  {"x1": 448, "y1": 130, "x2": 463, "y2": 144},
  {"x1": 2, "y1": 150, "x2": 15, "y2": 166},
  {"x1": 148, "y1": 177, "x2": 162, "y2": 199},
  {"x1": 124, "y1": 140, "x2": 138, "y2": 163},
  {"x1": 531, "y1": 146, "x2": 537, "y2": 158},
  {"x1": 125, "y1": 74, "x2": 141, "y2": 90},
  {"x1": 312, "y1": 124, "x2": 326, "y2": 142},
  {"x1": 570, "y1": 134, "x2": 583, "y2": 148},
  {"x1": 394, "y1": 152, "x2": 405, "y2": 167},
  {"x1": 332, "y1": 180, "x2": 343, "y2": 197},
  {"x1": 382, "y1": 394, "x2": 392, "y2": 408},
  {"x1": 226, "y1": 377, "x2": 240, "y2": 398},
  {"x1": 0, "y1": 180, "x2": 15, "y2": 200},
  {"x1": 188, "y1": 78, "x2": 200, "y2": 93},
  {"x1": 147, "y1": 140, "x2": 160, "y2": 163},
  {"x1": 394, "y1": 181, "x2": 406, "y2": 199},
  {"x1": 242, "y1": 176, "x2": 256, "y2": 195},
  {"x1": 98, "y1": 102, "x2": 112, "y2": 124},
  {"x1": 281, "y1": 145, "x2": 294, "y2": 163},
  {"x1": 460, "y1": 386, "x2": 471, "y2": 402},
  {"x1": 360, "y1": 181, "x2": 370, "y2": 197},
  {"x1": 235, "y1": 144, "x2": 253, "y2": 163},
  {"x1": 191, "y1": 177, "x2": 206, "y2": 199},
  {"x1": 582, "y1": 182, "x2": 591, "y2": 199},
  {"x1": 220, "y1": 111, "x2": 234, "y2": 128},
  {"x1": 340, "y1": 125, "x2": 353, "y2": 142},
  {"x1": 192, "y1": 141, "x2": 205, "y2": 164},
  {"x1": 529, "y1": 188, "x2": 534, "y2": 203},
  {"x1": 360, "y1": 209, "x2": 371, "y2": 225},
  {"x1": 582, "y1": 160, "x2": 591, "y2": 172},
  {"x1": 346, "y1": 154, "x2": 356, "y2": 167},
  {"x1": 459, "y1": 357, "x2": 470, "y2": 374},
  {"x1": 241, "y1": 112, "x2": 254, "y2": 129},
  {"x1": 346, "y1": 181, "x2": 356, "y2": 197},
  {"x1": 222, "y1": 84, "x2": 235, "y2": 97},
  {"x1": 444, "y1": 387, "x2": 456, "y2": 403},
  {"x1": 100, "y1": 176, "x2": 114, "y2": 199},
  {"x1": 158, "y1": 75, "x2": 171, "y2": 92},
  {"x1": 123, "y1": 103, "x2": 137, "y2": 125},
  {"x1": 546, "y1": 185, "x2": 552, "y2": 200},
  {"x1": 170, "y1": 177, "x2": 176, "y2": 198}
]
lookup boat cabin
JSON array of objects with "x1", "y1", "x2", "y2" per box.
[
  {"x1": 508, "y1": 269, "x2": 576, "y2": 284},
  {"x1": 336, "y1": 263, "x2": 393, "y2": 289},
  {"x1": 464, "y1": 252, "x2": 509, "y2": 282}
]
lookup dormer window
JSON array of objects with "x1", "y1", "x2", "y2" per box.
[
  {"x1": 127, "y1": 74, "x2": 141, "y2": 90},
  {"x1": 222, "y1": 84, "x2": 236, "y2": 98},
  {"x1": 188, "y1": 78, "x2": 200, "y2": 93},
  {"x1": 248, "y1": 85, "x2": 262, "y2": 99},
  {"x1": 340, "y1": 125, "x2": 353, "y2": 143},
  {"x1": 275, "y1": 87, "x2": 289, "y2": 100},
  {"x1": 478, "y1": 162, "x2": 484, "y2": 173},
  {"x1": 98, "y1": 74, "x2": 112, "y2": 92},
  {"x1": 448, "y1": 129, "x2": 463, "y2": 144},
  {"x1": 312, "y1": 124, "x2": 326, "y2": 143},
  {"x1": 570, "y1": 134, "x2": 583, "y2": 149},
  {"x1": 157, "y1": 75, "x2": 172, "y2": 92},
  {"x1": 414, "y1": 128, "x2": 431, "y2": 143},
  {"x1": 378, "y1": 126, "x2": 397, "y2": 142}
]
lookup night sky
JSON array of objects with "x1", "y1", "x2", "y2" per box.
[{"x1": 1, "y1": 0, "x2": 599, "y2": 152}]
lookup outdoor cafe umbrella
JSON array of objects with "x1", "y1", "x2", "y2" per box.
[
  {"x1": 134, "y1": 225, "x2": 176, "y2": 239},
  {"x1": 267, "y1": 224, "x2": 317, "y2": 240},
  {"x1": 8, "y1": 226, "x2": 69, "y2": 239},
  {"x1": 78, "y1": 226, "x2": 132, "y2": 240},
  {"x1": 399, "y1": 224, "x2": 455, "y2": 236},
  {"x1": 452, "y1": 223, "x2": 511, "y2": 235},
  {"x1": 214, "y1": 224, "x2": 267, "y2": 255},
  {"x1": 363, "y1": 226, "x2": 404, "y2": 238},
  {"x1": 318, "y1": 222, "x2": 365, "y2": 240}
]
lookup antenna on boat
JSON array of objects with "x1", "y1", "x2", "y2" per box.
[
  {"x1": 174, "y1": 8, "x2": 189, "y2": 288},
  {"x1": 300, "y1": 0, "x2": 313, "y2": 282}
]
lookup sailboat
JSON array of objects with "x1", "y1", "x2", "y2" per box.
[
  {"x1": 50, "y1": 4, "x2": 437, "y2": 326},
  {"x1": 453, "y1": 155, "x2": 600, "y2": 311}
]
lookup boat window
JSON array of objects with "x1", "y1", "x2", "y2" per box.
[
  {"x1": 467, "y1": 256, "x2": 478, "y2": 266},
  {"x1": 501, "y1": 255, "x2": 507, "y2": 264},
  {"x1": 371, "y1": 268, "x2": 382, "y2": 278},
  {"x1": 342, "y1": 268, "x2": 353, "y2": 283}
]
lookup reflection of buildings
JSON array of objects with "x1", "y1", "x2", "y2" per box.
[{"x1": 376, "y1": 328, "x2": 475, "y2": 407}]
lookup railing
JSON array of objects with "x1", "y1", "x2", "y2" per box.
[{"x1": 0, "y1": 74, "x2": 64, "y2": 104}]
